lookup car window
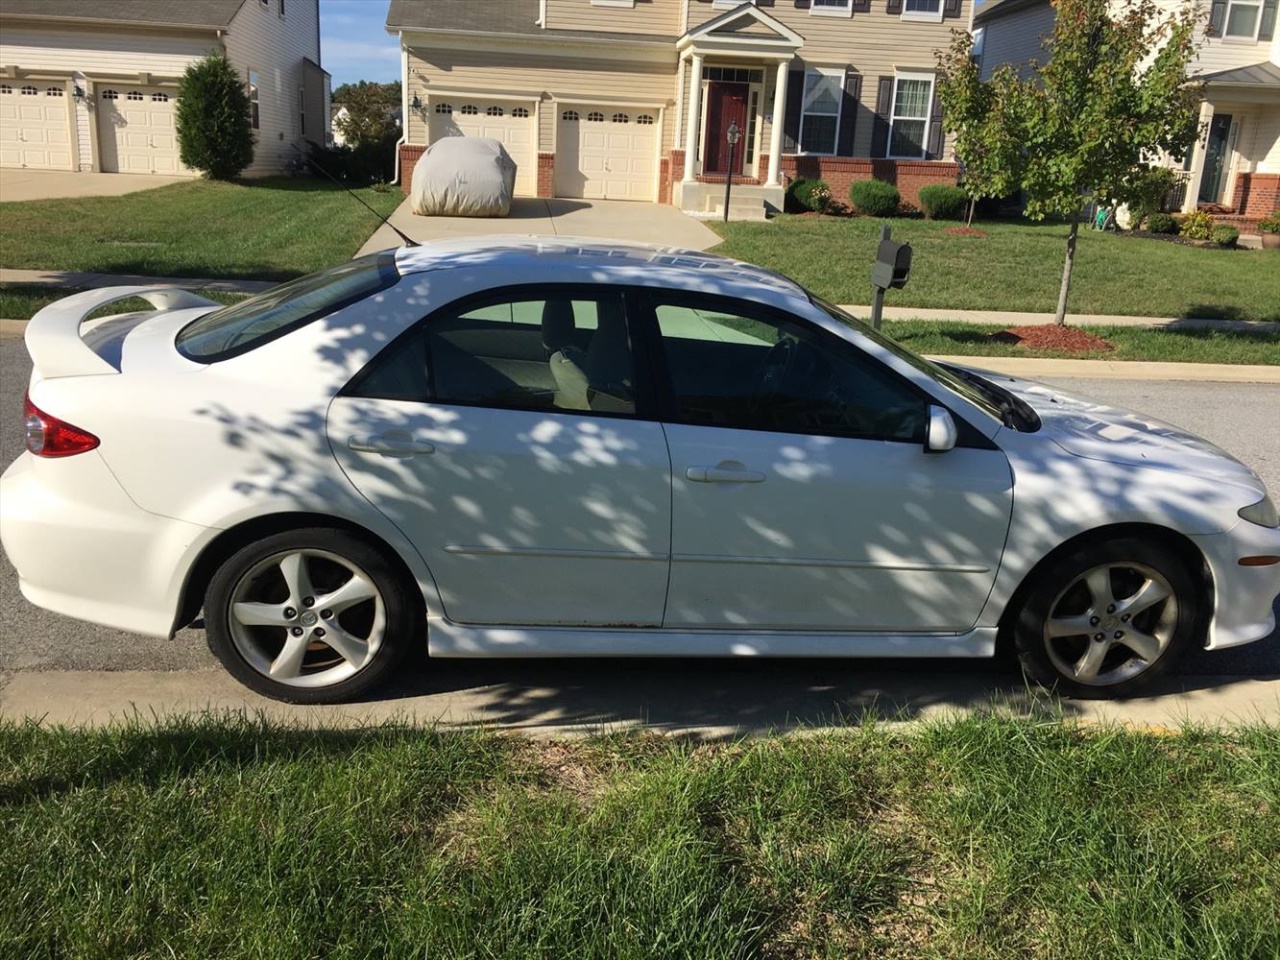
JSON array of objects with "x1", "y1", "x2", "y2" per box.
[
  {"x1": 348, "y1": 291, "x2": 634, "y2": 416},
  {"x1": 653, "y1": 298, "x2": 926, "y2": 442},
  {"x1": 176, "y1": 252, "x2": 399, "y2": 361}
]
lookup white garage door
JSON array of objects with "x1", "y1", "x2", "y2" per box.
[
  {"x1": 97, "y1": 86, "x2": 189, "y2": 176},
  {"x1": 0, "y1": 82, "x2": 73, "y2": 170},
  {"x1": 428, "y1": 99, "x2": 536, "y2": 196},
  {"x1": 555, "y1": 108, "x2": 657, "y2": 202}
]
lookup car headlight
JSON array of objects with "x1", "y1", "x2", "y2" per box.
[{"x1": 1239, "y1": 494, "x2": 1279, "y2": 528}]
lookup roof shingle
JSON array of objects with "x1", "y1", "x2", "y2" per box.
[{"x1": 0, "y1": 0, "x2": 246, "y2": 29}]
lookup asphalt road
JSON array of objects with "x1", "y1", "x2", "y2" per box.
[{"x1": 1, "y1": 336, "x2": 1277, "y2": 701}]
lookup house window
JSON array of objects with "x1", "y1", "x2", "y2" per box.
[
  {"x1": 20, "y1": 85, "x2": 37, "y2": 95},
  {"x1": 460, "y1": 104, "x2": 479, "y2": 115},
  {"x1": 247, "y1": 70, "x2": 260, "y2": 129},
  {"x1": 562, "y1": 110, "x2": 579, "y2": 121},
  {"x1": 637, "y1": 114, "x2": 655, "y2": 125},
  {"x1": 591, "y1": 0, "x2": 635, "y2": 7},
  {"x1": 278, "y1": 0, "x2": 286, "y2": 18},
  {"x1": 0, "y1": 84, "x2": 11, "y2": 94},
  {"x1": 705, "y1": 67, "x2": 764, "y2": 84},
  {"x1": 811, "y1": 0, "x2": 854, "y2": 15},
  {"x1": 486, "y1": 105, "x2": 505, "y2": 117},
  {"x1": 888, "y1": 74, "x2": 934, "y2": 159},
  {"x1": 512, "y1": 107, "x2": 530, "y2": 118},
  {"x1": 612, "y1": 113, "x2": 630, "y2": 123},
  {"x1": 46, "y1": 87, "x2": 64, "y2": 97},
  {"x1": 127, "y1": 90, "x2": 145, "y2": 101},
  {"x1": 152, "y1": 92, "x2": 168, "y2": 102},
  {"x1": 298, "y1": 87, "x2": 305, "y2": 136},
  {"x1": 799, "y1": 69, "x2": 843, "y2": 155},
  {"x1": 902, "y1": 0, "x2": 943, "y2": 21},
  {"x1": 587, "y1": 111, "x2": 605, "y2": 122},
  {"x1": 746, "y1": 88, "x2": 759, "y2": 165},
  {"x1": 1224, "y1": 0, "x2": 1262, "y2": 37},
  {"x1": 101, "y1": 89, "x2": 118, "y2": 100},
  {"x1": 434, "y1": 103, "x2": 453, "y2": 114}
]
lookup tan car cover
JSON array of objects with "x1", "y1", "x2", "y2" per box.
[{"x1": 409, "y1": 137, "x2": 517, "y2": 217}]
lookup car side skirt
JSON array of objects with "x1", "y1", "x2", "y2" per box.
[{"x1": 427, "y1": 620, "x2": 997, "y2": 659}]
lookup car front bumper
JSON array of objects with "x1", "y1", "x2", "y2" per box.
[
  {"x1": 0, "y1": 451, "x2": 212, "y2": 638},
  {"x1": 1192, "y1": 519, "x2": 1280, "y2": 650}
]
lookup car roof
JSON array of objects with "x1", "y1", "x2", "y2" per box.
[{"x1": 391, "y1": 236, "x2": 808, "y2": 301}]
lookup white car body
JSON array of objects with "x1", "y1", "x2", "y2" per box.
[{"x1": 2, "y1": 238, "x2": 1278, "y2": 675}]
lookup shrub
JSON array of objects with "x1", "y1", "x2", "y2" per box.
[
  {"x1": 1211, "y1": 224, "x2": 1239, "y2": 247},
  {"x1": 306, "y1": 134, "x2": 398, "y2": 185},
  {"x1": 1123, "y1": 166, "x2": 1181, "y2": 228},
  {"x1": 1258, "y1": 212, "x2": 1280, "y2": 234},
  {"x1": 1145, "y1": 212, "x2": 1178, "y2": 234},
  {"x1": 1178, "y1": 209, "x2": 1215, "y2": 240},
  {"x1": 917, "y1": 184, "x2": 968, "y2": 220},
  {"x1": 787, "y1": 178, "x2": 833, "y2": 213},
  {"x1": 176, "y1": 54, "x2": 255, "y2": 180},
  {"x1": 849, "y1": 179, "x2": 901, "y2": 217}
]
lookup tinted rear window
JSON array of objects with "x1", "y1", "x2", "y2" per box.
[{"x1": 175, "y1": 252, "x2": 399, "y2": 361}]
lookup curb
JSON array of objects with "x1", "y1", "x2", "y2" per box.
[
  {"x1": 928, "y1": 355, "x2": 1280, "y2": 384},
  {"x1": 837, "y1": 305, "x2": 1275, "y2": 330}
]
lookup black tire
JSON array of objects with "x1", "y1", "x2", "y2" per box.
[
  {"x1": 205, "y1": 528, "x2": 421, "y2": 704},
  {"x1": 1012, "y1": 536, "x2": 1202, "y2": 699}
]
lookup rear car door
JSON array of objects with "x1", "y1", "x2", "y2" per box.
[
  {"x1": 640, "y1": 292, "x2": 1014, "y2": 633},
  {"x1": 327, "y1": 286, "x2": 671, "y2": 627}
]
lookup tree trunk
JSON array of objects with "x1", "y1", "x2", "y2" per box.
[
  {"x1": 966, "y1": 197, "x2": 976, "y2": 227},
  {"x1": 1054, "y1": 210, "x2": 1080, "y2": 326}
]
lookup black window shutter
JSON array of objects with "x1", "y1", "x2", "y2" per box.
[
  {"x1": 1206, "y1": 0, "x2": 1226, "y2": 35},
  {"x1": 837, "y1": 71, "x2": 861, "y2": 156},
  {"x1": 926, "y1": 85, "x2": 944, "y2": 159},
  {"x1": 1261, "y1": 0, "x2": 1277, "y2": 40},
  {"x1": 783, "y1": 70, "x2": 804, "y2": 153},
  {"x1": 871, "y1": 76, "x2": 893, "y2": 158},
  {"x1": 794, "y1": 0, "x2": 812, "y2": 9},
  {"x1": 852, "y1": 0, "x2": 871, "y2": 12},
  {"x1": 886, "y1": 0, "x2": 903, "y2": 14},
  {"x1": 943, "y1": 0, "x2": 961, "y2": 17}
]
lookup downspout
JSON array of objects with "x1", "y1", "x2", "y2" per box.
[
  {"x1": 537, "y1": 0, "x2": 547, "y2": 27},
  {"x1": 393, "y1": 40, "x2": 408, "y2": 184}
]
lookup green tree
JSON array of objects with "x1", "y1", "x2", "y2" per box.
[
  {"x1": 175, "y1": 53, "x2": 255, "y2": 180},
  {"x1": 332, "y1": 80, "x2": 400, "y2": 106},
  {"x1": 335, "y1": 82, "x2": 400, "y2": 149},
  {"x1": 939, "y1": 0, "x2": 1203, "y2": 324}
]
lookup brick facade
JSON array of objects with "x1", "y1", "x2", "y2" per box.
[
  {"x1": 1231, "y1": 172, "x2": 1280, "y2": 220},
  {"x1": 780, "y1": 157, "x2": 962, "y2": 211},
  {"x1": 537, "y1": 153, "x2": 555, "y2": 198},
  {"x1": 398, "y1": 144, "x2": 426, "y2": 195},
  {"x1": 658, "y1": 157, "x2": 671, "y2": 205}
]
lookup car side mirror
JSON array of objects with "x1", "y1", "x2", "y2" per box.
[{"x1": 926, "y1": 405, "x2": 957, "y2": 453}]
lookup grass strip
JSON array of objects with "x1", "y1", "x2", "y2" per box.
[
  {"x1": 0, "y1": 285, "x2": 248, "y2": 322},
  {"x1": 713, "y1": 216, "x2": 1280, "y2": 322},
  {"x1": 2, "y1": 714, "x2": 1276, "y2": 960}
]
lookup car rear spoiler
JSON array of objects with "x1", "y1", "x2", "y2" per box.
[{"x1": 25, "y1": 286, "x2": 221, "y2": 380}]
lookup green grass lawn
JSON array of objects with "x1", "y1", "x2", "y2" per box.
[
  {"x1": 883, "y1": 320, "x2": 1280, "y2": 365},
  {"x1": 715, "y1": 217, "x2": 1280, "y2": 322},
  {"x1": 0, "y1": 284, "x2": 247, "y2": 321},
  {"x1": 0, "y1": 178, "x2": 403, "y2": 282},
  {"x1": 3, "y1": 715, "x2": 1277, "y2": 960}
]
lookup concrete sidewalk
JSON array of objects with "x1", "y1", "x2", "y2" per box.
[
  {"x1": 933, "y1": 355, "x2": 1280, "y2": 384},
  {"x1": 837, "y1": 304, "x2": 1274, "y2": 331},
  {"x1": 1, "y1": 669, "x2": 1275, "y2": 734}
]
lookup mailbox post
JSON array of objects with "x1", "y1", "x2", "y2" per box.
[{"x1": 868, "y1": 223, "x2": 912, "y2": 331}]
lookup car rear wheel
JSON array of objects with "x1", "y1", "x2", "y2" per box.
[
  {"x1": 1012, "y1": 537, "x2": 1201, "y2": 699},
  {"x1": 205, "y1": 528, "x2": 419, "y2": 703}
]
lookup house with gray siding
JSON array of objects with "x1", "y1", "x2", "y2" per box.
[
  {"x1": 386, "y1": 0, "x2": 973, "y2": 217},
  {"x1": 0, "y1": 0, "x2": 330, "y2": 177}
]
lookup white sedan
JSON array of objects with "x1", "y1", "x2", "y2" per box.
[{"x1": 3, "y1": 239, "x2": 1278, "y2": 703}]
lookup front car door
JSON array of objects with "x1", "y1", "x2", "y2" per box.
[
  {"x1": 640, "y1": 292, "x2": 1014, "y2": 633},
  {"x1": 327, "y1": 286, "x2": 671, "y2": 627}
]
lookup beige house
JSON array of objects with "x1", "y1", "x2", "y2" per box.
[
  {"x1": 0, "y1": 0, "x2": 330, "y2": 177},
  {"x1": 974, "y1": 0, "x2": 1280, "y2": 227},
  {"x1": 386, "y1": 0, "x2": 970, "y2": 216}
]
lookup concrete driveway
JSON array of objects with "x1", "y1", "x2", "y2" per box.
[
  {"x1": 0, "y1": 169, "x2": 191, "y2": 202},
  {"x1": 357, "y1": 196, "x2": 722, "y2": 256}
]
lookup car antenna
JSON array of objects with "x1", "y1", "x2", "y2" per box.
[{"x1": 293, "y1": 144, "x2": 419, "y2": 248}]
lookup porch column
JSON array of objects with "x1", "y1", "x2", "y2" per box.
[
  {"x1": 767, "y1": 59, "x2": 790, "y2": 187},
  {"x1": 683, "y1": 53, "x2": 704, "y2": 182},
  {"x1": 1182, "y1": 99, "x2": 1215, "y2": 214}
]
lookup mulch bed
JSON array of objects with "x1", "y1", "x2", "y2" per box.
[
  {"x1": 1123, "y1": 230, "x2": 1232, "y2": 248},
  {"x1": 990, "y1": 325, "x2": 1115, "y2": 353},
  {"x1": 944, "y1": 226, "x2": 988, "y2": 237}
]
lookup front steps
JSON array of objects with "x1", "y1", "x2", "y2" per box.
[{"x1": 674, "y1": 181, "x2": 783, "y2": 222}]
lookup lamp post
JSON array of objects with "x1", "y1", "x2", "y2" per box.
[{"x1": 723, "y1": 121, "x2": 741, "y2": 223}]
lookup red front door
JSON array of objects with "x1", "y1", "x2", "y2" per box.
[{"x1": 703, "y1": 82, "x2": 749, "y2": 175}]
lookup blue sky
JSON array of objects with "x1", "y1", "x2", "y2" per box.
[{"x1": 320, "y1": 0, "x2": 399, "y2": 86}]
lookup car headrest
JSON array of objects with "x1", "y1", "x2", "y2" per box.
[{"x1": 541, "y1": 300, "x2": 576, "y2": 352}]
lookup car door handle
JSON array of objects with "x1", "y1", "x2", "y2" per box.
[
  {"x1": 347, "y1": 434, "x2": 435, "y2": 457},
  {"x1": 686, "y1": 466, "x2": 765, "y2": 484}
]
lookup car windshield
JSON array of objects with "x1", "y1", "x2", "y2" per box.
[
  {"x1": 809, "y1": 295, "x2": 1016, "y2": 426},
  {"x1": 176, "y1": 252, "x2": 399, "y2": 361}
]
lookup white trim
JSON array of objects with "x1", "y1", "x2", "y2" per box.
[
  {"x1": 592, "y1": 0, "x2": 635, "y2": 6},
  {"x1": 810, "y1": 0, "x2": 854, "y2": 16},
  {"x1": 679, "y1": 2, "x2": 806, "y2": 47},
  {"x1": 1222, "y1": 0, "x2": 1264, "y2": 40},
  {"x1": 417, "y1": 86, "x2": 542, "y2": 102},
  {"x1": 553, "y1": 95, "x2": 669, "y2": 108},
  {"x1": 886, "y1": 71, "x2": 935, "y2": 160},
  {"x1": 797, "y1": 67, "x2": 844, "y2": 157},
  {"x1": 901, "y1": 0, "x2": 944, "y2": 22}
]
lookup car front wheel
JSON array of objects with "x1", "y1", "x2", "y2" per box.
[
  {"x1": 1012, "y1": 537, "x2": 1202, "y2": 699},
  {"x1": 205, "y1": 528, "x2": 419, "y2": 703}
]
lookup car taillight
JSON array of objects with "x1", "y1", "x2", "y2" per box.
[{"x1": 23, "y1": 392, "x2": 100, "y2": 458}]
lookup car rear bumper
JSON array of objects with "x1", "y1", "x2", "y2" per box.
[
  {"x1": 0, "y1": 452, "x2": 211, "y2": 638},
  {"x1": 1192, "y1": 520, "x2": 1280, "y2": 650}
]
